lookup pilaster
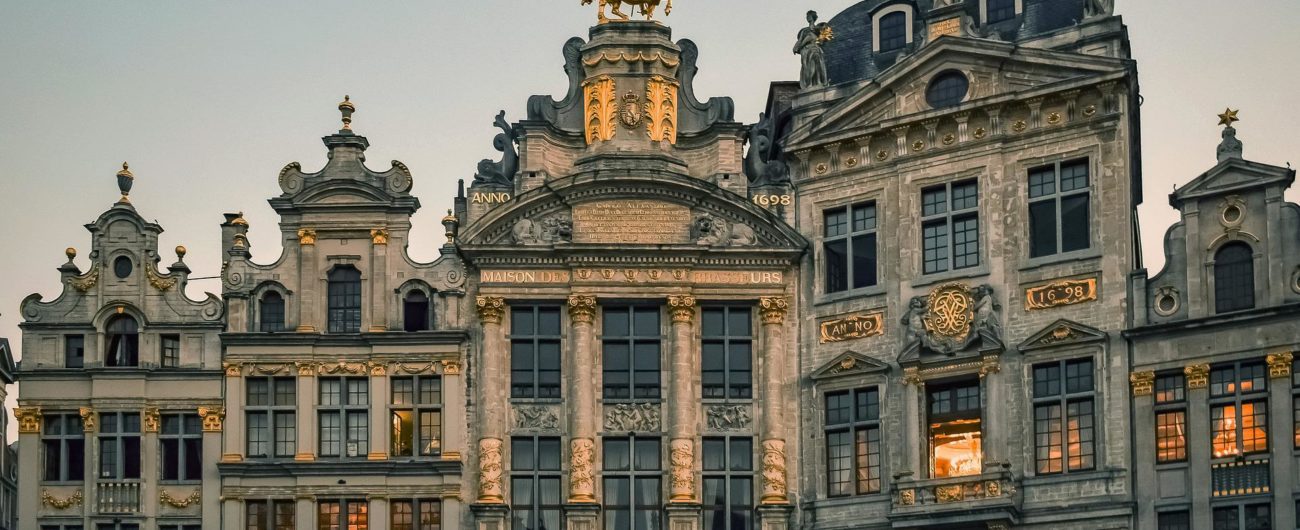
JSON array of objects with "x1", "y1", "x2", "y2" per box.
[
  {"x1": 758, "y1": 297, "x2": 790, "y2": 505},
  {"x1": 368, "y1": 363, "x2": 389, "y2": 460},
  {"x1": 222, "y1": 365, "x2": 245, "y2": 462},
  {"x1": 296, "y1": 364, "x2": 318, "y2": 461},
  {"x1": 568, "y1": 294, "x2": 599, "y2": 504},
  {"x1": 1268, "y1": 352, "x2": 1295, "y2": 530},
  {"x1": 667, "y1": 294, "x2": 698, "y2": 504},
  {"x1": 1185, "y1": 363, "x2": 1211, "y2": 528},
  {"x1": 370, "y1": 229, "x2": 390, "y2": 332},
  {"x1": 1130, "y1": 370, "x2": 1157, "y2": 530},
  {"x1": 476, "y1": 296, "x2": 508, "y2": 505}
]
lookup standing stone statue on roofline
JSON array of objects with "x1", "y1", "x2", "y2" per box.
[{"x1": 794, "y1": 11, "x2": 833, "y2": 90}]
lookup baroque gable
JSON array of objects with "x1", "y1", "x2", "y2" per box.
[
  {"x1": 1168, "y1": 157, "x2": 1295, "y2": 209},
  {"x1": 811, "y1": 351, "x2": 891, "y2": 381}
]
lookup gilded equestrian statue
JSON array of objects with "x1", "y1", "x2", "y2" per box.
[{"x1": 581, "y1": 0, "x2": 673, "y2": 23}]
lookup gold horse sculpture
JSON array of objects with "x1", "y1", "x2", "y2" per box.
[{"x1": 581, "y1": 0, "x2": 673, "y2": 23}]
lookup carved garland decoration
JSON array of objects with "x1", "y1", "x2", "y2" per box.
[
  {"x1": 145, "y1": 266, "x2": 177, "y2": 291},
  {"x1": 759, "y1": 439, "x2": 789, "y2": 504},
  {"x1": 160, "y1": 489, "x2": 202, "y2": 508},
  {"x1": 69, "y1": 265, "x2": 100, "y2": 292},
  {"x1": 42, "y1": 489, "x2": 83, "y2": 510},
  {"x1": 477, "y1": 438, "x2": 505, "y2": 504}
]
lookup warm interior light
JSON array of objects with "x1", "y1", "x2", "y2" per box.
[{"x1": 931, "y1": 419, "x2": 982, "y2": 477}]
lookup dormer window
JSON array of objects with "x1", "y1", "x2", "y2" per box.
[
  {"x1": 327, "y1": 267, "x2": 362, "y2": 334},
  {"x1": 113, "y1": 256, "x2": 133, "y2": 279},
  {"x1": 403, "y1": 290, "x2": 431, "y2": 332},
  {"x1": 105, "y1": 315, "x2": 139, "y2": 367},
  {"x1": 1214, "y1": 242, "x2": 1255, "y2": 313},
  {"x1": 877, "y1": 11, "x2": 908, "y2": 52},
  {"x1": 984, "y1": 0, "x2": 1018, "y2": 24},
  {"x1": 259, "y1": 292, "x2": 286, "y2": 333}
]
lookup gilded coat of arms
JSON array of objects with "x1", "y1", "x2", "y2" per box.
[
  {"x1": 922, "y1": 282, "x2": 975, "y2": 343},
  {"x1": 619, "y1": 90, "x2": 643, "y2": 128}
]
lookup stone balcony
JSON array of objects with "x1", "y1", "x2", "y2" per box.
[
  {"x1": 888, "y1": 469, "x2": 1020, "y2": 528},
  {"x1": 96, "y1": 480, "x2": 141, "y2": 514}
]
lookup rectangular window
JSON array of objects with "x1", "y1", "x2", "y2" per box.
[
  {"x1": 64, "y1": 335, "x2": 85, "y2": 368},
  {"x1": 98, "y1": 412, "x2": 141, "y2": 479},
  {"x1": 1212, "y1": 503, "x2": 1271, "y2": 530},
  {"x1": 1157, "y1": 511, "x2": 1190, "y2": 530},
  {"x1": 319, "y1": 378, "x2": 369, "y2": 458},
  {"x1": 158, "y1": 526, "x2": 201, "y2": 530},
  {"x1": 160, "y1": 334, "x2": 180, "y2": 368},
  {"x1": 42, "y1": 414, "x2": 85, "y2": 482},
  {"x1": 391, "y1": 376, "x2": 442, "y2": 457},
  {"x1": 317, "y1": 500, "x2": 367, "y2": 530},
  {"x1": 246, "y1": 500, "x2": 295, "y2": 530},
  {"x1": 160, "y1": 414, "x2": 203, "y2": 482},
  {"x1": 1210, "y1": 362, "x2": 1269, "y2": 458},
  {"x1": 1155, "y1": 373, "x2": 1187, "y2": 463},
  {"x1": 985, "y1": 0, "x2": 1016, "y2": 23},
  {"x1": 602, "y1": 306, "x2": 662, "y2": 400},
  {"x1": 823, "y1": 202, "x2": 878, "y2": 293},
  {"x1": 928, "y1": 378, "x2": 982, "y2": 477},
  {"x1": 511, "y1": 437, "x2": 562, "y2": 530},
  {"x1": 921, "y1": 180, "x2": 979, "y2": 274},
  {"x1": 246, "y1": 377, "x2": 296, "y2": 459},
  {"x1": 701, "y1": 307, "x2": 753, "y2": 400},
  {"x1": 703, "y1": 437, "x2": 753, "y2": 530},
  {"x1": 1032, "y1": 359, "x2": 1095, "y2": 474},
  {"x1": 604, "y1": 436, "x2": 662, "y2": 530},
  {"x1": 824, "y1": 387, "x2": 881, "y2": 496},
  {"x1": 1028, "y1": 159, "x2": 1091, "y2": 257},
  {"x1": 510, "y1": 305, "x2": 563, "y2": 399},
  {"x1": 391, "y1": 499, "x2": 442, "y2": 530},
  {"x1": 39, "y1": 525, "x2": 87, "y2": 530}
]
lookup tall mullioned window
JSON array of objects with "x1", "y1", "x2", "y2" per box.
[
  {"x1": 160, "y1": 414, "x2": 202, "y2": 482},
  {"x1": 1155, "y1": 373, "x2": 1187, "y2": 463},
  {"x1": 1157, "y1": 511, "x2": 1189, "y2": 530},
  {"x1": 604, "y1": 436, "x2": 662, "y2": 530},
  {"x1": 1210, "y1": 362, "x2": 1268, "y2": 458},
  {"x1": 246, "y1": 377, "x2": 296, "y2": 459},
  {"x1": 160, "y1": 334, "x2": 180, "y2": 368},
  {"x1": 703, "y1": 437, "x2": 754, "y2": 530},
  {"x1": 391, "y1": 376, "x2": 442, "y2": 457},
  {"x1": 1212, "y1": 503, "x2": 1271, "y2": 530},
  {"x1": 327, "y1": 267, "x2": 362, "y2": 333},
  {"x1": 877, "y1": 11, "x2": 907, "y2": 52},
  {"x1": 701, "y1": 307, "x2": 753, "y2": 400},
  {"x1": 105, "y1": 315, "x2": 140, "y2": 367},
  {"x1": 823, "y1": 202, "x2": 878, "y2": 293},
  {"x1": 1214, "y1": 242, "x2": 1255, "y2": 313},
  {"x1": 98, "y1": 412, "x2": 142, "y2": 480},
  {"x1": 42, "y1": 414, "x2": 85, "y2": 482},
  {"x1": 1028, "y1": 159, "x2": 1091, "y2": 258},
  {"x1": 259, "y1": 292, "x2": 285, "y2": 332},
  {"x1": 929, "y1": 379, "x2": 982, "y2": 478},
  {"x1": 391, "y1": 499, "x2": 441, "y2": 530},
  {"x1": 245, "y1": 499, "x2": 295, "y2": 530},
  {"x1": 921, "y1": 180, "x2": 980, "y2": 274},
  {"x1": 825, "y1": 387, "x2": 881, "y2": 496},
  {"x1": 1032, "y1": 359, "x2": 1096, "y2": 474},
  {"x1": 603, "y1": 306, "x2": 662, "y2": 400},
  {"x1": 319, "y1": 377, "x2": 369, "y2": 458},
  {"x1": 317, "y1": 500, "x2": 367, "y2": 530},
  {"x1": 511, "y1": 305, "x2": 562, "y2": 399},
  {"x1": 510, "y1": 437, "x2": 562, "y2": 530}
]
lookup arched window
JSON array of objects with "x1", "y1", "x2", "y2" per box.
[
  {"x1": 403, "y1": 290, "x2": 431, "y2": 332},
  {"x1": 328, "y1": 267, "x2": 362, "y2": 333},
  {"x1": 260, "y1": 292, "x2": 286, "y2": 333},
  {"x1": 1214, "y1": 242, "x2": 1255, "y2": 313},
  {"x1": 985, "y1": 0, "x2": 1016, "y2": 24},
  {"x1": 878, "y1": 11, "x2": 908, "y2": 52},
  {"x1": 105, "y1": 315, "x2": 139, "y2": 367}
]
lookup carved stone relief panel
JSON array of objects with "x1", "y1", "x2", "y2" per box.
[
  {"x1": 604, "y1": 403, "x2": 662, "y2": 432},
  {"x1": 514, "y1": 405, "x2": 561, "y2": 432},
  {"x1": 705, "y1": 404, "x2": 753, "y2": 432}
]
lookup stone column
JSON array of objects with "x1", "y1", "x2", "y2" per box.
[
  {"x1": 666, "y1": 295, "x2": 698, "y2": 503},
  {"x1": 757, "y1": 297, "x2": 790, "y2": 506},
  {"x1": 296, "y1": 229, "x2": 318, "y2": 332},
  {"x1": 475, "y1": 296, "x2": 507, "y2": 505},
  {"x1": 223, "y1": 496, "x2": 243, "y2": 530},
  {"x1": 1268, "y1": 352, "x2": 1296, "y2": 530},
  {"x1": 222, "y1": 364, "x2": 245, "y2": 462},
  {"x1": 141, "y1": 407, "x2": 160, "y2": 523},
  {"x1": 1185, "y1": 363, "x2": 1211, "y2": 527},
  {"x1": 979, "y1": 354, "x2": 1004, "y2": 466},
  {"x1": 296, "y1": 363, "x2": 318, "y2": 461},
  {"x1": 567, "y1": 295, "x2": 599, "y2": 505},
  {"x1": 369, "y1": 229, "x2": 390, "y2": 332},
  {"x1": 442, "y1": 360, "x2": 466, "y2": 460},
  {"x1": 14, "y1": 407, "x2": 42, "y2": 530},
  {"x1": 368, "y1": 495, "x2": 390, "y2": 529},
  {"x1": 369, "y1": 363, "x2": 390, "y2": 460},
  {"x1": 296, "y1": 494, "x2": 316, "y2": 530},
  {"x1": 1129, "y1": 371, "x2": 1157, "y2": 530}
]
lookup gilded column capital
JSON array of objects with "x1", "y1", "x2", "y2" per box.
[
  {"x1": 198, "y1": 406, "x2": 225, "y2": 432},
  {"x1": 759, "y1": 439, "x2": 789, "y2": 505},
  {"x1": 441, "y1": 360, "x2": 462, "y2": 375},
  {"x1": 568, "y1": 295, "x2": 598, "y2": 324},
  {"x1": 667, "y1": 295, "x2": 697, "y2": 323},
  {"x1": 370, "y1": 228, "x2": 390, "y2": 245},
  {"x1": 224, "y1": 362, "x2": 243, "y2": 378},
  {"x1": 476, "y1": 296, "x2": 506, "y2": 325},
  {"x1": 1184, "y1": 363, "x2": 1211, "y2": 389},
  {"x1": 569, "y1": 438, "x2": 597, "y2": 503},
  {"x1": 297, "y1": 228, "x2": 317, "y2": 246},
  {"x1": 1129, "y1": 371, "x2": 1155, "y2": 396},
  {"x1": 79, "y1": 407, "x2": 97, "y2": 434},
  {"x1": 1267, "y1": 351, "x2": 1294, "y2": 379},
  {"x1": 296, "y1": 361, "x2": 317, "y2": 377},
  {"x1": 758, "y1": 297, "x2": 790, "y2": 325},
  {"x1": 368, "y1": 361, "x2": 387, "y2": 377},
  {"x1": 14, "y1": 407, "x2": 42, "y2": 434},
  {"x1": 477, "y1": 437, "x2": 505, "y2": 504},
  {"x1": 143, "y1": 407, "x2": 161, "y2": 433}
]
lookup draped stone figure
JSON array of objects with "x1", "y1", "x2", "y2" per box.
[{"x1": 794, "y1": 11, "x2": 832, "y2": 89}]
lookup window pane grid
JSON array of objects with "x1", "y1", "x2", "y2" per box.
[
  {"x1": 247, "y1": 377, "x2": 296, "y2": 458},
  {"x1": 703, "y1": 436, "x2": 754, "y2": 530},
  {"x1": 824, "y1": 202, "x2": 879, "y2": 293},
  {"x1": 701, "y1": 307, "x2": 753, "y2": 400},
  {"x1": 391, "y1": 376, "x2": 443, "y2": 457},
  {"x1": 824, "y1": 388, "x2": 881, "y2": 496},
  {"x1": 985, "y1": 0, "x2": 1016, "y2": 23},
  {"x1": 511, "y1": 306, "x2": 564, "y2": 399},
  {"x1": 603, "y1": 306, "x2": 662, "y2": 401},
  {"x1": 327, "y1": 267, "x2": 362, "y2": 333},
  {"x1": 603, "y1": 436, "x2": 662, "y2": 530},
  {"x1": 878, "y1": 11, "x2": 907, "y2": 52},
  {"x1": 319, "y1": 377, "x2": 369, "y2": 458},
  {"x1": 1028, "y1": 159, "x2": 1091, "y2": 258},
  {"x1": 1032, "y1": 359, "x2": 1095, "y2": 475},
  {"x1": 921, "y1": 180, "x2": 979, "y2": 274}
]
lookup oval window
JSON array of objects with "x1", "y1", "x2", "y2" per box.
[
  {"x1": 926, "y1": 71, "x2": 970, "y2": 109},
  {"x1": 113, "y1": 256, "x2": 133, "y2": 279}
]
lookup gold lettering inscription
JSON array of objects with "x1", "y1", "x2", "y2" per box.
[
  {"x1": 477, "y1": 268, "x2": 784, "y2": 286},
  {"x1": 572, "y1": 200, "x2": 691, "y2": 244},
  {"x1": 819, "y1": 312, "x2": 885, "y2": 343},
  {"x1": 471, "y1": 192, "x2": 512, "y2": 204},
  {"x1": 1025, "y1": 278, "x2": 1098, "y2": 310},
  {"x1": 479, "y1": 270, "x2": 572, "y2": 284},
  {"x1": 928, "y1": 18, "x2": 961, "y2": 41}
]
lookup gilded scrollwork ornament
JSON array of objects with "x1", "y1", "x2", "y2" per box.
[
  {"x1": 41, "y1": 489, "x2": 83, "y2": 510},
  {"x1": 145, "y1": 266, "x2": 177, "y2": 291},
  {"x1": 198, "y1": 406, "x2": 225, "y2": 432},
  {"x1": 667, "y1": 295, "x2": 696, "y2": 323},
  {"x1": 15, "y1": 407, "x2": 42, "y2": 434},
  {"x1": 583, "y1": 76, "x2": 617, "y2": 144},
  {"x1": 759, "y1": 297, "x2": 789, "y2": 325},
  {"x1": 143, "y1": 407, "x2": 161, "y2": 433},
  {"x1": 297, "y1": 228, "x2": 317, "y2": 246},
  {"x1": 645, "y1": 75, "x2": 679, "y2": 144},
  {"x1": 1267, "y1": 351, "x2": 1294, "y2": 379},
  {"x1": 568, "y1": 295, "x2": 598, "y2": 324},
  {"x1": 476, "y1": 296, "x2": 506, "y2": 325},
  {"x1": 69, "y1": 265, "x2": 100, "y2": 292},
  {"x1": 1129, "y1": 371, "x2": 1155, "y2": 396},
  {"x1": 80, "y1": 407, "x2": 97, "y2": 433}
]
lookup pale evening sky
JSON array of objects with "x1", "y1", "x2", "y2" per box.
[{"x1": 1, "y1": 1, "x2": 1298, "y2": 436}]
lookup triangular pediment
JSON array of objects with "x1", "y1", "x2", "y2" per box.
[
  {"x1": 1018, "y1": 319, "x2": 1107, "y2": 352},
  {"x1": 1169, "y1": 158, "x2": 1295, "y2": 208},
  {"x1": 786, "y1": 37, "x2": 1129, "y2": 149},
  {"x1": 811, "y1": 351, "x2": 891, "y2": 381}
]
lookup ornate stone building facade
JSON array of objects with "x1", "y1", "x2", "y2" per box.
[
  {"x1": 214, "y1": 103, "x2": 471, "y2": 529},
  {"x1": 1127, "y1": 118, "x2": 1300, "y2": 529},
  {"x1": 16, "y1": 173, "x2": 226, "y2": 529}
]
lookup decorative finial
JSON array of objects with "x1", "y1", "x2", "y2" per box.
[
  {"x1": 231, "y1": 211, "x2": 249, "y2": 226},
  {"x1": 1217, "y1": 108, "x2": 1240, "y2": 127},
  {"x1": 116, "y1": 162, "x2": 134, "y2": 203},
  {"x1": 176, "y1": 245, "x2": 187, "y2": 260},
  {"x1": 65, "y1": 247, "x2": 77, "y2": 261},
  {"x1": 583, "y1": 0, "x2": 671, "y2": 24},
  {"x1": 338, "y1": 95, "x2": 356, "y2": 130},
  {"x1": 441, "y1": 209, "x2": 459, "y2": 245}
]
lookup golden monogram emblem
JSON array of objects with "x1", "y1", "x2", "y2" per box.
[{"x1": 923, "y1": 282, "x2": 974, "y2": 342}]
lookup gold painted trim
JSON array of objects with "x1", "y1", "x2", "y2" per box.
[
  {"x1": 1025, "y1": 277, "x2": 1098, "y2": 310},
  {"x1": 1267, "y1": 351, "x2": 1293, "y2": 379},
  {"x1": 1129, "y1": 371, "x2": 1155, "y2": 396},
  {"x1": 1185, "y1": 363, "x2": 1210, "y2": 389},
  {"x1": 159, "y1": 489, "x2": 202, "y2": 508},
  {"x1": 582, "y1": 51, "x2": 681, "y2": 68}
]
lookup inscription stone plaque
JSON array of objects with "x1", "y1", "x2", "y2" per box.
[{"x1": 572, "y1": 200, "x2": 691, "y2": 244}]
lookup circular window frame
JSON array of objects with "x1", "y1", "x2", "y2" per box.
[
  {"x1": 925, "y1": 70, "x2": 970, "y2": 110},
  {"x1": 1153, "y1": 288, "x2": 1180, "y2": 317},
  {"x1": 113, "y1": 255, "x2": 134, "y2": 279}
]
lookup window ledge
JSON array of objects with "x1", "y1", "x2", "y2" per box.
[
  {"x1": 910, "y1": 266, "x2": 991, "y2": 289},
  {"x1": 1021, "y1": 467, "x2": 1121, "y2": 486},
  {"x1": 509, "y1": 398, "x2": 565, "y2": 405},
  {"x1": 814, "y1": 286, "x2": 888, "y2": 307},
  {"x1": 811, "y1": 492, "x2": 890, "y2": 508},
  {"x1": 700, "y1": 399, "x2": 754, "y2": 405},
  {"x1": 1018, "y1": 248, "x2": 1102, "y2": 273}
]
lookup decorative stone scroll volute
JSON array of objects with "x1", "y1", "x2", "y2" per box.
[
  {"x1": 759, "y1": 296, "x2": 789, "y2": 325},
  {"x1": 15, "y1": 407, "x2": 42, "y2": 434},
  {"x1": 1185, "y1": 363, "x2": 1210, "y2": 390},
  {"x1": 476, "y1": 296, "x2": 505, "y2": 324},
  {"x1": 1129, "y1": 371, "x2": 1155, "y2": 397}
]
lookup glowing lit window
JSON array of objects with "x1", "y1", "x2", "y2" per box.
[
  {"x1": 1154, "y1": 373, "x2": 1187, "y2": 463},
  {"x1": 927, "y1": 379, "x2": 982, "y2": 478},
  {"x1": 1032, "y1": 359, "x2": 1095, "y2": 474},
  {"x1": 1209, "y1": 361, "x2": 1269, "y2": 459}
]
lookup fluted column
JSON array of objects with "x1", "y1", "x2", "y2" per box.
[
  {"x1": 758, "y1": 297, "x2": 790, "y2": 505},
  {"x1": 476, "y1": 296, "x2": 507, "y2": 505},
  {"x1": 568, "y1": 295, "x2": 599, "y2": 504},
  {"x1": 667, "y1": 295, "x2": 698, "y2": 503}
]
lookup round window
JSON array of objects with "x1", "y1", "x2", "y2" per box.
[
  {"x1": 113, "y1": 256, "x2": 133, "y2": 279},
  {"x1": 1154, "y1": 290, "x2": 1180, "y2": 317},
  {"x1": 1222, "y1": 205, "x2": 1242, "y2": 224},
  {"x1": 926, "y1": 71, "x2": 969, "y2": 109}
]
